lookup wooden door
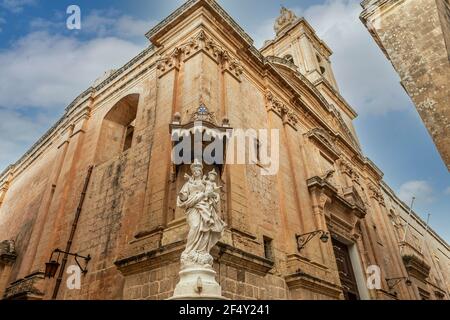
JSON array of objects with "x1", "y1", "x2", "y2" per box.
[{"x1": 332, "y1": 238, "x2": 360, "y2": 300}]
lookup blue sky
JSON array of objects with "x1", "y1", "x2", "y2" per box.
[{"x1": 0, "y1": 0, "x2": 448, "y2": 241}]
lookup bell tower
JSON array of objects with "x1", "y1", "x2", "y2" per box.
[{"x1": 261, "y1": 7, "x2": 339, "y2": 91}]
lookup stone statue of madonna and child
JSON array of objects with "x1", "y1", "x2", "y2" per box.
[{"x1": 170, "y1": 159, "x2": 227, "y2": 299}]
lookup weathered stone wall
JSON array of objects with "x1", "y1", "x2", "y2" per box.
[
  {"x1": 382, "y1": 183, "x2": 450, "y2": 299},
  {"x1": 361, "y1": 0, "x2": 450, "y2": 170},
  {"x1": 0, "y1": 0, "x2": 448, "y2": 301}
]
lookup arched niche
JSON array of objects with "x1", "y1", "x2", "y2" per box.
[
  {"x1": 167, "y1": 106, "x2": 231, "y2": 224},
  {"x1": 95, "y1": 94, "x2": 139, "y2": 164}
]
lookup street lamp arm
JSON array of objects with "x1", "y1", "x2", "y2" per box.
[
  {"x1": 296, "y1": 230, "x2": 329, "y2": 251},
  {"x1": 53, "y1": 248, "x2": 91, "y2": 261}
]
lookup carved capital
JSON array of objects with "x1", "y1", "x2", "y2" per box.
[
  {"x1": 157, "y1": 47, "x2": 183, "y2": 75},
  {"x1": 158, "y1": 30, "x2": 243, "y2": 81},
  {"x1": 339, "y1": 159, "x2": 353, "y2": 176},
  {"x1": 265, "y1": 91, "x2": 284, "y2": 116},
  {"x1": 369, "y1": 184, "x2": 386, "y2": 207},
  {"x1": 265, "y1": 91, "x2": 298, "y2": 130},
  {"x1": 282, "y1": 109, "x2": 299, "y2": 130}
]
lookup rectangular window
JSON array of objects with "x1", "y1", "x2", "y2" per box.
[
  {"x1": 263, "y1": 236, "x2": 273, "y2": 261},
  {"x1": 123, "y1": 123, "x2": 135, "y2": 152}
]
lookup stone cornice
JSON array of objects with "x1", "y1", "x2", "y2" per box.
[
  {"x1": 313, "y1": 77, "x2": 358, "y2": 119},
  {"x1": 306, "y1": 128, "x2": 341, "y2": 161},
  {"x1": 285, "y1": 271, "x2": 342, "y2": 299},
  {"x1": 4, "y1": 271, "x2": 45, "y2": 300},
  {"x1": 91, "y1": 46, "x2": 155, "y2": 98},
  {"x1": 359, "y1": 0, "x2": 406, "y2": 59},
  {"x1": 0, "y1": 165, "x2": 14, "y2": 186},
  {"x1": 268, "y1": 65, "x2": 363, "y2": 155},
  {"x1": 265, "y1": 55, "x2": 298, "y2": 72},
  {"x1": 360, "y1": 0, "x2": 405, "y2": 21},
  {"x1": 115, "y1": 240, "x2": 274, "y2": 277},
  {"x1": 362, "y1": 157, "x2": 383, "y2": 179},
  {"x1": 402, "y1": 254, "x2": 431, "y2": 281},
  {"x1": 146, "y1": 0, "x2": 253, "y2": 47},
  {"x1": 214, "y1": 242, "x2": 274, "y2": 276}
]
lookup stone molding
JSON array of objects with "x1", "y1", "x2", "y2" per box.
[
  {"x1": 285, "y1": 271, "x2": 342, "y2": 299},
  {"x1": 306, "y1": 128, "x2": 341, "y2": 160},
  {"x1": 115, "y1": 241, "x2": 274, "y2": 278},
  {"x1": 402, "y1": 254, "x2": 431, "y2": 282},
  {"x1": 0, "y1": 240, "x2": 17, "y2": 265},
  {"x1": 307, "y1": 176, "x2": 367, "y2": 219},
  {"x1": 214, "y1": 243, "x2": 274, "y2": 276},
  {"x1": 4, "y1": 272, "x2": 45, "y2": 300},
  {"x1": 265, "y1": 55, "x2": 298, "y2": 71}
]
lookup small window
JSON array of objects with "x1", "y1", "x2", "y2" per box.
[
  {"x1": 263, "y1": 236, "x2": 273, "y2": 260},
  {"x1": 123, "y1": 121, "x2": 135, "y2": 152},
  {"x1": 254, "y1": 139, "x2": 261, "y2": 163},
  {"x1": 284, "y1": 54, "x2": 294, "y2": 64},
  {"x1": 316, "y1": 54, "x2": 322, "y2": 63},
  {"x1": 320, "y1": 66, "x2": 326, "y2": 75}
]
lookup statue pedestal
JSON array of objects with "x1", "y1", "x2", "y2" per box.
[{"x1": 169, "y1": 266, "x2": 227, "y2": 300}]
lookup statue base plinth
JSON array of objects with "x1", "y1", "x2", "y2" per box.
[{"x1": 169, "y1": 266, "x2": 227, "y2": 300}]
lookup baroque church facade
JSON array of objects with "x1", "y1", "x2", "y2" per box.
[{"x1": 0, "y1": 0, "x2": 448, "y2": 300}]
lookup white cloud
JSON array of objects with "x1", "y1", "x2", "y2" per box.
[
  {"x1": 82, "y1": 10, "x2": 154, "y2": 38},
  {"x1": 398, "y1": 180, "x2": 435, "y2": 204},
  {"x1": 0, "y1": 31, "x2": 143, "y2": 109},
  {"x1": 1, "y1": 0, "x2": 35, "y2": 13},
  {"x1": 253, "y1": 0, "x2": 411, "y2": 115},
  {"x1": 0, "y1": 108, "x2": 55, "y2": 170},
  {"x1": 29, "y1": 17, "x2": 61, "y2": 30},
  {"x1": 29, "y1": 10, "x2": 153, "y2": 39},
  {"x1": 0, "y1": 12, "x2": 150, "y2": 171}
]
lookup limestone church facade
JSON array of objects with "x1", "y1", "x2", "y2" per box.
[{"x1": 0, "y1": 0, "x2": 448, "y2": 300}]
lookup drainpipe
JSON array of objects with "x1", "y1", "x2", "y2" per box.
[{"x1": 52, "y1": 165, "x2": 94, "y2": 299}]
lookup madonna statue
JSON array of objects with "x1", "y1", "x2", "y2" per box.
[
  {"x1": 177, "y1": 159, "x2": 226, "y2": 269},
  {"x1": 171, "y1": 159, "x2": 227, "y2": 299}
]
